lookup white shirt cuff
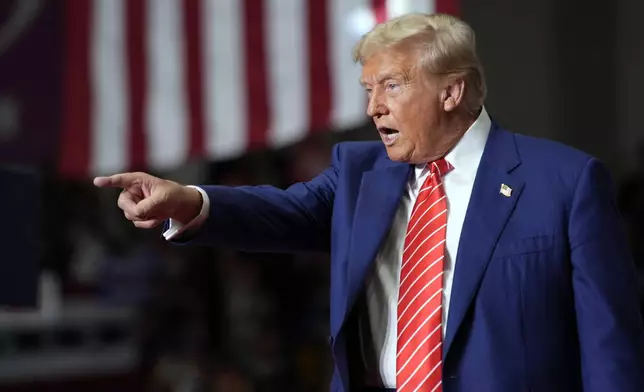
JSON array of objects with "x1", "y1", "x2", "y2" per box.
[{"x1": 162, "y1": 186, "x2": 210, "y2": 241}]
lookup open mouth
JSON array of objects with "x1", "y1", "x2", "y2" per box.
[{"x1": 378, "y1": 127, "x2": 400, "y2": 146}]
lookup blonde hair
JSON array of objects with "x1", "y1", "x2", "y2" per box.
[{"x1": 352, "y1": 13, "x2": 486, "y2": 113}]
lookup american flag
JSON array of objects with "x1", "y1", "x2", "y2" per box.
[{"x1": 60, "y1": 0, "x2": 459, "y2": 178}]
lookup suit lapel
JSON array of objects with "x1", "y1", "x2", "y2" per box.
[
  {"x1": 443, "y1": 126, "x2": 524, "y2": 360},
  {"x1": 343, "y1": 162, "x2": 412, "y2": 327}
]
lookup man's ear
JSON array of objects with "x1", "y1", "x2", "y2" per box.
[{"x1": 441, "y1": 77, "x2": 465, "y2": 112}]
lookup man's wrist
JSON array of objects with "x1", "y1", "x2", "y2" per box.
[{"x1": 173, "y1": 186, "x2": 203, "y2": 225}]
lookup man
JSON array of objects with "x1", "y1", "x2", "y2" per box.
[{"x1": 95, "y1": 13, "x2": 644, "y2": 392}]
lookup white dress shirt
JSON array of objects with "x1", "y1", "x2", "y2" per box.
[
  {"x1": 366, "y1": 109, "x2": 491, "y2": 387},
  {"x1": 163, "y1": 108, "x2": 492, "y2": 388},
  {"x1": 163, "y1": 185, "x2": 210, "y2": 241}
]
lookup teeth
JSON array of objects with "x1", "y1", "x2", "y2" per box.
[{"x1": 382, "y1": 132, "x2": 399, "y2": 144}]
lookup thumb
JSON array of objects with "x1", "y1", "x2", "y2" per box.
[
  {"x1": 132, "y1": 195, "x2": 159, "y2": 220},
  {"x1": 94, "y1": 172, "x2": 141, "y2": 189}
]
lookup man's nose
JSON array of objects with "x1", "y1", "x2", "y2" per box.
[{"x1": 367, "y1": 93, "x2": 388, "y2": 118}]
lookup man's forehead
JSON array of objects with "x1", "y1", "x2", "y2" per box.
[{"x1": 360, "y1": 56, "x2": 416, "y2": 85}]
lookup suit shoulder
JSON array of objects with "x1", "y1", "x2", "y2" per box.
[
  {"x1": 509, "y1": 131, "x2": 603, "y2": 196},
  {"x1": 332, "y1": 141, "x2": 388, "y2": 166},
  {"x1": 513, "y1": 132, "x2": 594, "y2": 167},
  {"x1": 334, "y1": 140, "x2": 385, "y2": 155}
]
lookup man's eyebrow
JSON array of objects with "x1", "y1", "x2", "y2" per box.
[
  {"x1": 360, "y1": 73, "x2": 405, "y2": 86},
  {"x1": 378, "y1": 73, "x2": 404, "y2": 83}
]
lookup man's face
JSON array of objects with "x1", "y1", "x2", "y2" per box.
[{"x1": 360, "y1": 47, "x2": 446, "y2": 163}]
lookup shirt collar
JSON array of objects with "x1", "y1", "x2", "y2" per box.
[{"x1": 414, "y1": 106, "x2": 491, "y2": 180}]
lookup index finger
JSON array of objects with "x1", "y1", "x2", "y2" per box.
[{"x1": 93, "y1": 173, "x2": 140, "y2": 189}]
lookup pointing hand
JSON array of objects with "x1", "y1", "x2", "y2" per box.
[{"x1": 93, "y1": 172, "x2": 202, "y2": 229}]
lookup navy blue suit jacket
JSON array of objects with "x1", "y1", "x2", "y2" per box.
[{"x1": 178, "y1": 124, "x2": 644, "y2": 391}]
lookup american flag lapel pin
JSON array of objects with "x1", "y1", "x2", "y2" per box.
[{"x1": 500, "y1": 183, "x2": 512, "y2": 197}]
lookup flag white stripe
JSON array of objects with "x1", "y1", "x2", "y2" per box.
[
  {"x1": 389, "y1": 0, "x2": 436, "y2": 17},
  {"x1": 387, "y1": 0, "x2": 407, "y2": 18},
  {"x1": 91, "y1": 0, "x2": 128, "y2": 175},
  {"x1": 412, "y1": 0, "x2": 436, "y2": 14},
  {"x1": 146, "y1": 0, "x2": 188, "y2": 169},
  {"x1": 266, "y1": 0, "x2": 309, "y2": 147},
  {"x1": 329, "y1": 0, "x2": 368, "y2": 131},
  {"x1": 203, "y1": 0, "x2": 247, "y2": 159}
]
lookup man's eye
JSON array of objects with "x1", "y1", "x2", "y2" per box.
[{"x1": 386, "y1": 83, "x2": 399, "y2": 90}]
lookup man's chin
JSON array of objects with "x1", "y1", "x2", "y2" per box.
[{"x1": 384, "y1": 145, "x2": 411, "y2": 163}]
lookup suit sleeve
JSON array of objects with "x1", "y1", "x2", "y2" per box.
[
  {"x1": 169, "y1": 143, "x2": 341, "y2": 253},
  {"x1": 569, "y1": 158, "x2": 644, "y2": 391}
]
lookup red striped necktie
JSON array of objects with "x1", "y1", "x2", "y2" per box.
[{"x1": 396, "y1": 158, "x2": 452, "y2": 392}]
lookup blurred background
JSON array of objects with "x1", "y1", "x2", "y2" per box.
[{"x1": 0, "y1": 0, "x2": 643, "y2": 391}]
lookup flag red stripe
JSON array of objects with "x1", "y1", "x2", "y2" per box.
[
  {"x1": 60, "y1": 0, "x2": 91, "y2": 177},
  {"x1": 126, "y1": 0, "x2": 147, "y2": 171},
  {"x1": 243, "y1": 0, "x2": 269, "y2": 149},
  {"x1": 307, "y1": 0, "x2": 332, "y2": 133},
  {"x1": 183, "y1": 0, "x2": 205, "y2": 158},
  {"x1": 436, "y1": 0, "x2": 460, "y2": 15},
  {"x1": 372, "y1": 0, "x2": 388, "y2": 23}
]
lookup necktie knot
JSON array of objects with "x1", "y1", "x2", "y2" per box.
[{"x1": 430, "y1": 158, "x2": 453, "y2": 178}]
